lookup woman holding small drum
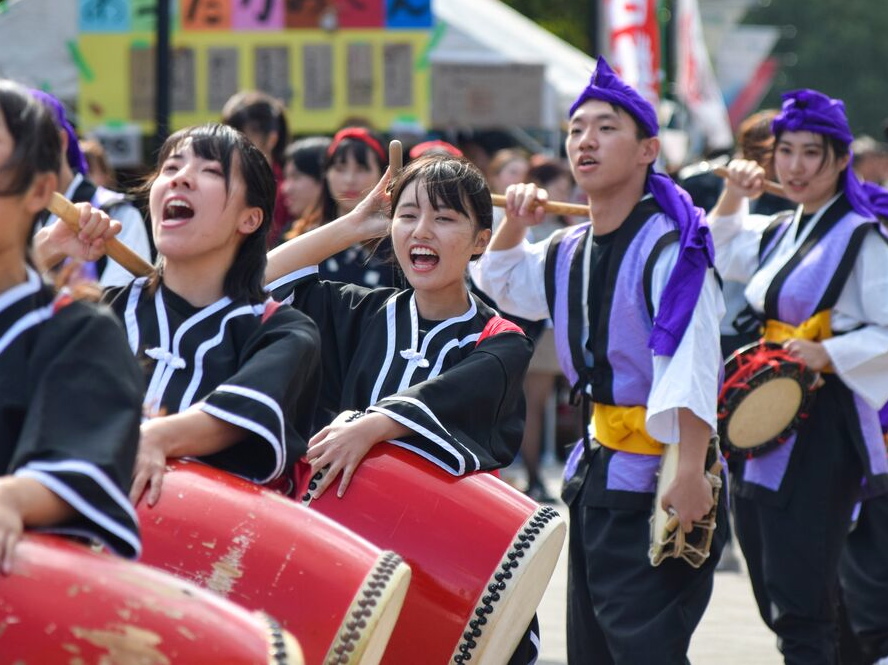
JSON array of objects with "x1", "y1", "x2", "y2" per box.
[{"x1": 710, "y1": 89, "x2": 888, "y2": 665}]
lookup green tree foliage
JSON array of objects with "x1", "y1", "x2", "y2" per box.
[
  {"x1": 501, "y1": 0, "x2": 594, "y2": 55},
  {"x1": 746, "y1": 0, "x2": 888, "y2": 138}
]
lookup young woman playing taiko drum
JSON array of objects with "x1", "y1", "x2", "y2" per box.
[
  {"x1": 36, "y1": 123, "x2": 322, "y2": 504},
  {"x1": 266, "y1": 156, "x2": 558, "y2": 664}
]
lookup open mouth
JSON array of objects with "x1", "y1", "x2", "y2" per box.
[
  {"x1": 409, "y1": 246, "x2": 439, "y2": 271},
  {"x1": 162, "y1": 200, "x2": 194, "y2": 223},
  {"x1": 577, "y1": 155, "x2": 598, "y2": 169}
]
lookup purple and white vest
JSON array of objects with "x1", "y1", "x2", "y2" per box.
[
  {"x1": 741, "y1": 194, "x2": 888, "y2": 494},
  {"x1": 547, "y1": 199, "x2": 679, "y2": 498}
]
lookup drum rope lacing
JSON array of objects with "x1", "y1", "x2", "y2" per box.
[
  {"x1": 718, "y1": 343, "x2": 802, "y2": 399},
  {"x1": 326, "y1": 550, "x2": 405, "y2": 665},
  {"x1": 453, "y1": 505, "x2": 560, "y2": 664}
]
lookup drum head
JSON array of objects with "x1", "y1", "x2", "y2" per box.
[
  {"x1": 727, "y1": 376, "x2": 803, "y2": 449},
  {"x1": 719, "y1": 341, "x2": 816, "y2": 458}
]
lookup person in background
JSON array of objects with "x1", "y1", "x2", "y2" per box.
[
  {"x1": 313, "y1": 126, "x2": 396, "y2": 288},
  {"x1": 279, "y1": 135, "x2": 331, "y2": 242},
  {"x1": 408, "y1": 139, "x2": 463, "y2": 161},
  {"x1": 851, "y1": 134, "x2": 888, "y2": 186},
  {"x1": 221, "y1": 90, "x2": 291, "y2": 247},
  {"x1": 0, "y1": 79, "x2": 143, "y2": 570},
  {"x1": 487, "y1": 148, "x2": 530, "y2": 229},
  {"x1": 79, "y1": 138, "x2": 117, "y2": 190},
  {"x1": 30, "y1": 90, "x2": 152, "y2": 288}
]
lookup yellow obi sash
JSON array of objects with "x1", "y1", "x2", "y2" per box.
[
  {"x1": 592, "y1": 403, "x2": 664, "y2": 455},
  {"x1": 762, "y1": 309, "x2": 834, "y2": 372}
]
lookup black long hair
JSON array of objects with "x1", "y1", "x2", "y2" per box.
[{"x1": 148, "y1": 123, "x2": 275, "y2": 302}]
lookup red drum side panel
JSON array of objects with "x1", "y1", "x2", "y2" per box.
[
  {"x1": 138, "y1": 460, "x2": 407, "y2": 665},
  {"x1": 299, "y1": 444, "x2": 563, "y2": 664},
  {"x1": 0, "y1": 534, "x2": 300, "y2": 664}
]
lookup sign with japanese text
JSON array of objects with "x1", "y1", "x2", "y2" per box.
[{"x1": 77, "y1": 0, "x2": 432, "y2": 134}]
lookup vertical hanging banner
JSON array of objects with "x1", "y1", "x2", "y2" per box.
[
  {"x1": 76, "y1": 0, "x2": 432, "y2": 134},
  {"x1": 604, "y1": 0, "x2": 660, "y2": 109},
  {"x1": 676, "y1": 0, "x2": 733, "y2": 150}
]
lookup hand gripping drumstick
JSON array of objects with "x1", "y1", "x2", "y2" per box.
[
  {"x1": 47, "y1": 192, "x2": 154, "y2": 277},
  {"x1": 490, "y1": 193, "x2": 590, "y2": 217},
  {"x1": 712, "y1": 165, "x2": 787, "y2": 198},
  {"x1": 490, "y1": 166, "x2": 787, "y2": 217}
]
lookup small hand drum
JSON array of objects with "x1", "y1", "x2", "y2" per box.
[
  {"x1": 718, "y1": 341, "x2": 818, "y2": 458},
  {"x1": 649, "y1": 440, "x2": 723, "y2": 568}
]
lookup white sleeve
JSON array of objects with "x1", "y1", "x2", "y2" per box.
[
  {"x1": 99, "y1": 203, "x2": 152, "y2": 288},
  {"x1": 646, "y1": 244, "x2": 725, "y2": 443},
  {"x1": 822, "y1": 230, "x2": 888, "y2": 408},
  {"x1": 469, "y1": 239, "x2": 550, "y2": 321},
  {"x1": 709, "y1": 199, "x2": 771, "y2": 283}
]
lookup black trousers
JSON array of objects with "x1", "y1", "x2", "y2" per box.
[
  {"x1": 732, "y1": 381, "x2": 863, "y2": 665},
  {"x1": 566, "y1": 485, "x2": 727, "y2": 664},
  {"x1": 840, "y1": 493, "x2": 888, "y2": 664}
]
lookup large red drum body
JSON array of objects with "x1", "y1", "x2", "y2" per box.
[
  {"x1": 297, "y1": 444, "x2": 567, "y2": 665},
  {"x1": 137, "y1": 460, "x2": 411, "y2": 665},
  {"x1": 0, "y1": 533, "x2": 303, "y2": 664}
]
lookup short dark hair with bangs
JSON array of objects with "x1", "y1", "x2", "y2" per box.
[
  {"x1": 389, "y1": 155, "x2": 493, "y2": 239},
  {"x1": 146, "y1": 123, "x2": 275, "y2": 302}
]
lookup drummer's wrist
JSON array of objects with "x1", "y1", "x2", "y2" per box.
[{"x1": 361, "y1": 410, "x2": 412, "y2": 442}]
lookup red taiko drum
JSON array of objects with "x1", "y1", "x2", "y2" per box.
[
  {"x1": 297, "y1": 443, "x2": 566, "y2": 665},
  {"x1": 138, "y1": 460, "x2": 411, "y2": 665},
  {"x1": 0, "y1": 533, "x2": 303, "y2": 664}
]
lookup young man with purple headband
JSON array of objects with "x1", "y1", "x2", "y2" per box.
[
  {"x1": 471, "y1": 57, "x2": 727, "y2": 663},
  {"x1": 712, "y1": 89, "x2": 888, "y2": 664}
]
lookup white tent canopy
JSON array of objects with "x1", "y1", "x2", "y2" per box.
[{"x1": 431, "y1": 0, "x2": 597, "y2": 130}]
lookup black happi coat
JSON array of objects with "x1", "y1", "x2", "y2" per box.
[
  {"x1": 270, "y1": 268, "x2": 532, "y2": 475},
  {"x1": 105, "y1": 277, "x2": 320, "y2": 484},
  {"x1": 0, "y1": 269, "x2": 142, "y2": 557}
]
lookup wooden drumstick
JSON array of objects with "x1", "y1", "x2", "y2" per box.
[
  {"x1": 47, "y1": 192, "x2": 154, "y2": 277},
  {"x1": 712, "y1": 165, "x2": 786, "y2": 198},
  {"x1": 490, "y1": 193, "x2": 590, "y2": 217},
  {"x1": 389, "y1": 139, "x2": 403, "y2": 173}
]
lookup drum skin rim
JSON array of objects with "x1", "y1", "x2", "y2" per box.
[
  {"x1": 718, "y1": 340, "x2": 817, "y2": 458},
  {"x1": 255, "y1": 612, "x2": 305, "y2": 665},
  {"x1": 451, "y1": 505, "x2": 566, "y2": 664},
  {"x1": 323, "y1": 550, "x2": 411, "y2": 665}
]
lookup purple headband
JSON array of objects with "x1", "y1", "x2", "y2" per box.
[
  {"x1": 568, "y1": 57, "x2": 659, "y2": 138},
  {"x1": 29, "y1": 89, "x2": 88, "y2": 175},
  {"x1": 568, "y1": 57, "x2": 713, "y2": 356},
  {"x1": 772, "y1": 89, "x2": 877, "y2": 218},
  {"x1": 862, "y1": 181, "x2": 888, "y2": 220},
  {"x1": 771, "y1": 89, "x2": 854, "y2": 146}
]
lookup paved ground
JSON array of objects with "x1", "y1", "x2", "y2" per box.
[{"x1": 515, "y1": 463, "x2": 784, "y2": 665}]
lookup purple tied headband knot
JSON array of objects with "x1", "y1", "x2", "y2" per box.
[
  {"x1": 568, "y1": 57, "x2": 659, "y2": 138},
  {"x1": 771, "y1": 89, "x2": 854, "y2": 146},
  {"x1": 29, "y1": 89, "x2": 88, "y2": 176},
  {"x1": 773, "y1": 89, "x2": 876, "y2": 219},
  {"x1": 568, "y1": 57, "x2": 714, "y2": 356}
]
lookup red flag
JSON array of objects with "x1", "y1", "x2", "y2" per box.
[{"x1": 604, "y1": 0, "x2": 661, "y2": 108}]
